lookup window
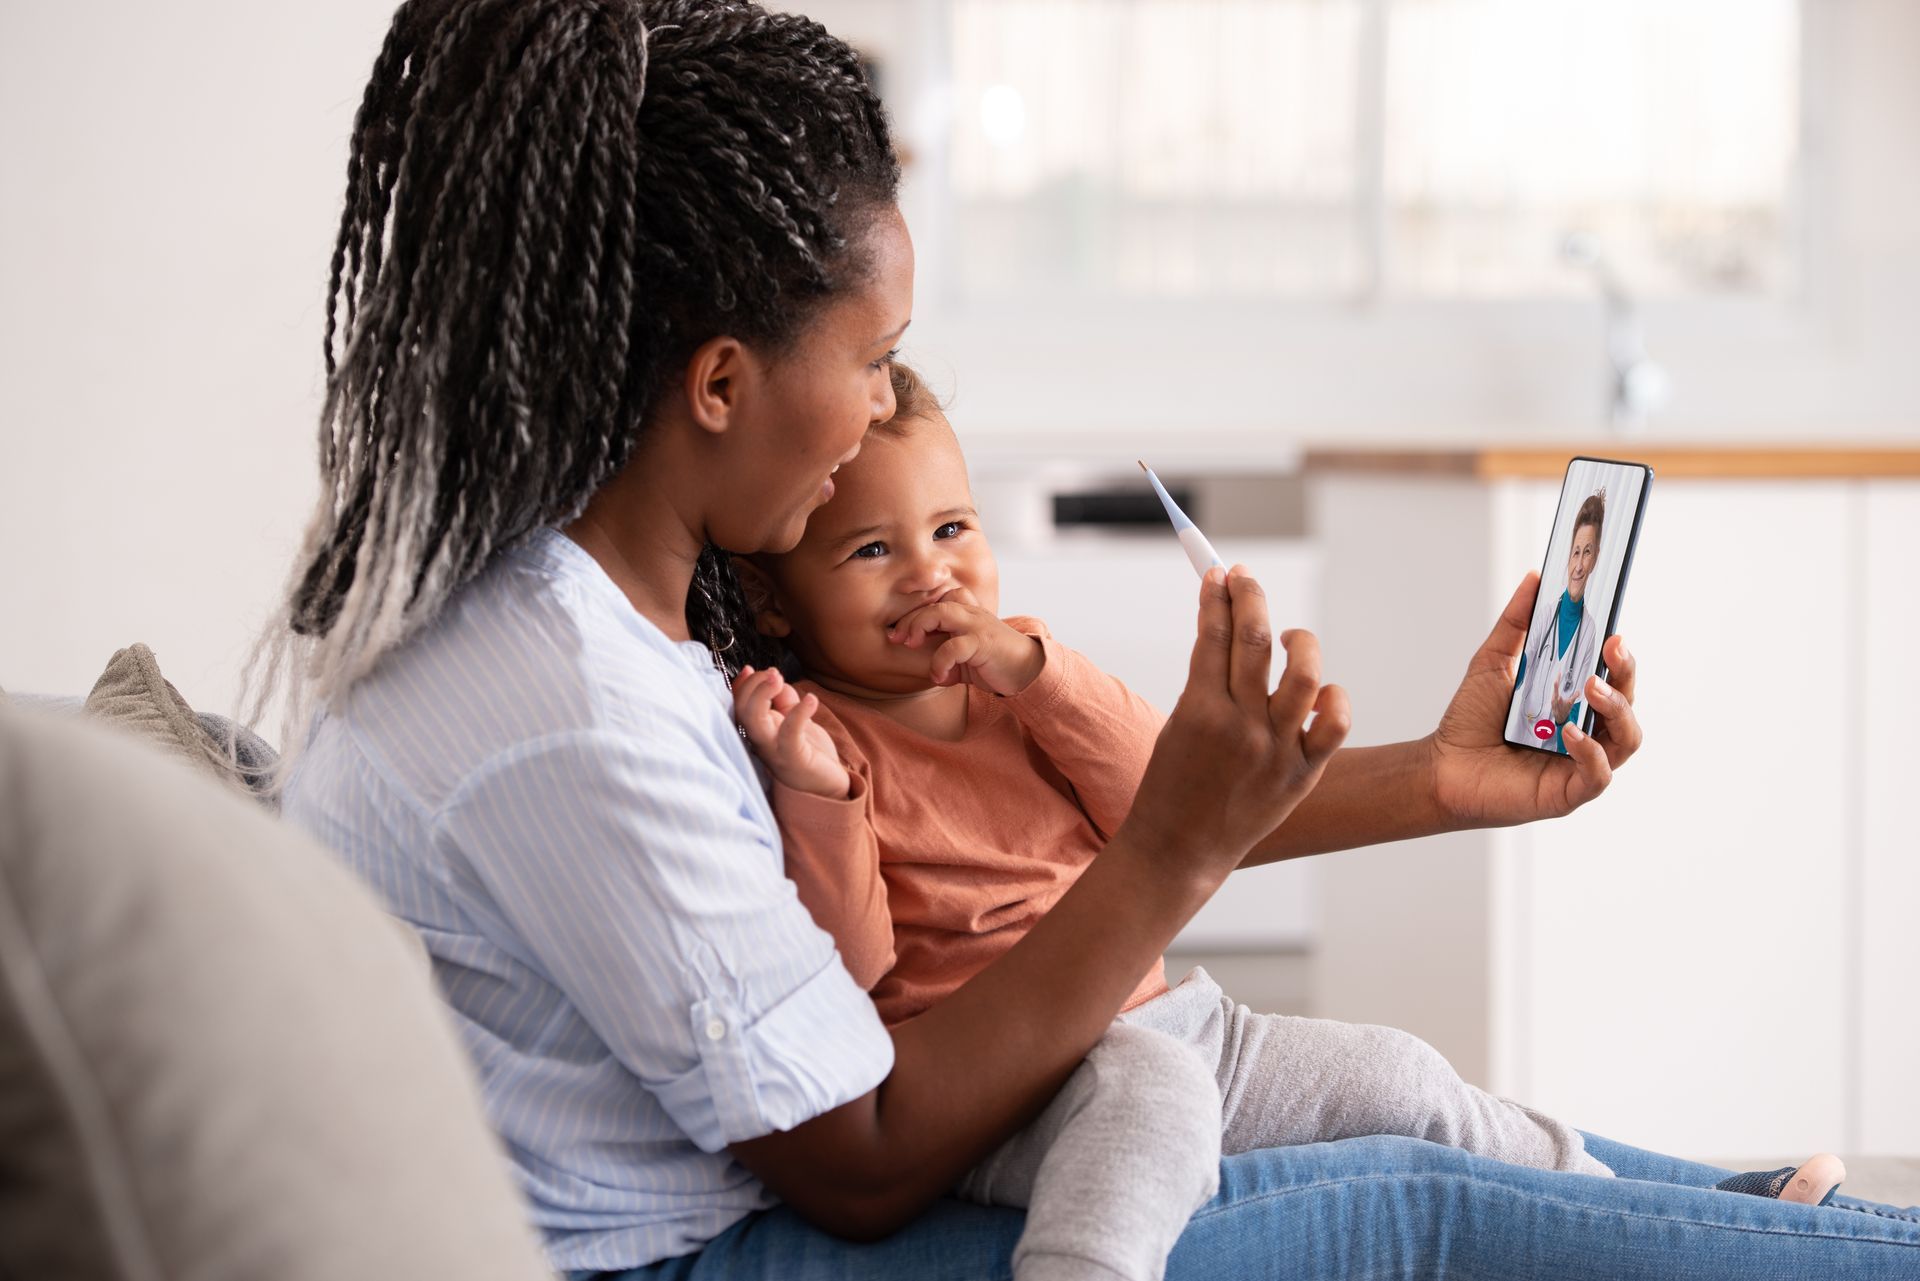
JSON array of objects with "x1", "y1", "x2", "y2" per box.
[
  {"x1": 950, "y1": 0, "x2": 1364, "y2": 295},
  {"x1": 944, "y1": 0, "x2": 1800, "y2": 299}
]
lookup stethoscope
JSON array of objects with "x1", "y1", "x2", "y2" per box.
[{"x1": 1525, "y1": 604, "x2": 1589, "y2": 724}]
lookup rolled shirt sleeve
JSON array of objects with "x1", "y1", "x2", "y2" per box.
[{"x1": 434, "y1": 723, "x2": 894, "y2": 1153}]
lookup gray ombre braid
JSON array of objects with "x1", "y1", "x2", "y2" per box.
[{"x1": 239, "y1": 0, "x2": 898, "y2": 787}]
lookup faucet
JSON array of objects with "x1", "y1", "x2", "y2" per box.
[{"x1": 1561, "y1": 231, "x2": 1670, "y2": 433}]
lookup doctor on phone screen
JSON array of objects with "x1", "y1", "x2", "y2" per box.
[{"x1": 1513, "y1": 491, "x2": 1605, "y2": 755}]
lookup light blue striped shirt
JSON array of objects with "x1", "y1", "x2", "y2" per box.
[{"x1": 283, "y1": 527, "x2": 895, "y2": 1272}]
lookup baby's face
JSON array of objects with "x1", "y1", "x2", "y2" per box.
[{"x1": 764, "y1": 412, "x2": 999, "y2": 693}]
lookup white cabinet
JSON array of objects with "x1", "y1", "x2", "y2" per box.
[
  {"x1": 1862, "y1": 484, "x2": 1920, "y2": 1153},
  {"x1": 1309, "y1": 459, "x2": 1920, "y2": 1157}
]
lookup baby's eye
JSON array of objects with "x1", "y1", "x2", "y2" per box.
[
  {"x1": 851, "y1": 541, "x2": 887, "y2": 560},
  {"x1": 934, "y1": 521, "x2": 966, "y2": 540}
]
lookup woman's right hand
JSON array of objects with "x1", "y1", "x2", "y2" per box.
[{"x1": 1122, "y1": 565, "x2": 1350, "y2": 887}]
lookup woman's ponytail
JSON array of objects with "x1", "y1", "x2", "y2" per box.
[{"x1": 241, "y1": 0, "x2": 897, "y2": 783}]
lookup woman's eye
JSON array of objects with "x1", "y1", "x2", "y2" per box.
[
  {"x1": 934, "y1": 521, "x2": 964, "y2": 540},
  {"x1": 851, "y1": 541, "x2": 887, "y2": 560},
  {"x1": 871, "y1": 347, "x2": 901, "y2": 371}
]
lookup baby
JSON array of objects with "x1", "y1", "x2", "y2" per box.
[{"x1": 727, "y1": 363, "x2": 1844, "y2": 1281}]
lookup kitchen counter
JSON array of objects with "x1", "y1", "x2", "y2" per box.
[{"x1": 1303, "y1": 444, "x2": 1920, "y2": 479}]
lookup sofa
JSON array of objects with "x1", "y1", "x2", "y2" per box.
[{"x1": 0, "y1": 666, "x2": 557, "y2": 1280}]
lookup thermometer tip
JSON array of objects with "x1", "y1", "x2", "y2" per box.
[{"x1": 1137, "y1": 459, "x2": 1149, "y2": 474}]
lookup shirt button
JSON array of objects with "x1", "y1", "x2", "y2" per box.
[{"x1": 705, "y1": 1018, "x2": 728, "y2": 1041}]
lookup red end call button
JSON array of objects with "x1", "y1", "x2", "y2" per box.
[{"x1": 1532, "y1": 719, "x2": 1556, "y2": 741}]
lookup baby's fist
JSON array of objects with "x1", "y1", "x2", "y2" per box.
[
  {"x1": 887, "y1": 589, "x2": 1045, "y2": 695},
  {"x1": 733, "y1": 666, "x2": 852, "y2": 799}
]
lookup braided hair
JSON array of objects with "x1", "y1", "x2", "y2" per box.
[{"x1": 242, "y1": 0, "x2": 898, "y2": 773}]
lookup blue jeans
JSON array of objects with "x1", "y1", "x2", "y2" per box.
[{"x1": 585, "y1": 1133, "x2": 1920, "y2": 1280}]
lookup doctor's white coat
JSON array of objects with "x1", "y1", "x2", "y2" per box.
[{"x1": 1507, "y1": 601, "x2": 1600, "y2": 747}]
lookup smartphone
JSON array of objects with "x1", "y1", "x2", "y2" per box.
[{"x1": 1503, "y1": 455, "x2": 1653, "y2": 754}]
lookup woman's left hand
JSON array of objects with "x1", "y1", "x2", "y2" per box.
[{"x1": 1425, "y1": 570, "x2": 1643, "y2": 827}]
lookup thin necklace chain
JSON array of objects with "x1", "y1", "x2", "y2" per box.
[
  {"x1": 572, "y1": 516, "x2": 749, "y2": 741},
  {"x1": 704, "y1": 617, "x2": 750, "y2": 741}
]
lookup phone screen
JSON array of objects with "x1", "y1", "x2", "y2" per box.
[{"x1": 1504, "y1": 456, "x2": 1653, "y2": 754}]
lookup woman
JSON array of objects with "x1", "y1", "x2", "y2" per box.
[
  {"x1": 267, "y1": 2, "x2": 1920, "y2": 1277},
  {"x1": 1509, "y1": 491, "x2": 1605, "y2": 754}
]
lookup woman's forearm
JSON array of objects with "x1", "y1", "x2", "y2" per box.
[
  {"x1": 739, "y1": 746, "x2": 1437, "y2": 1233},
  {"x1": 814, "y1": 728, "x2": 1397, "y2": 1229},
  {"x1": 875, "y1": 830, "x2": 1213, "y2": 1220},
  {"x1": 1238, "y1": 739, "x2": 1455, "y2": 866},
  {"x1": 733, "y1": 826, "x2": 1219, "y2": 1239},
  {"x1": 732, "y1": 568, "x2": 1340, "y2": 1239}
]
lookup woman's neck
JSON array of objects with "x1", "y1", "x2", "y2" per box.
[{"x1": 563, "y1": 457, "x2": 707, "y2": 642}]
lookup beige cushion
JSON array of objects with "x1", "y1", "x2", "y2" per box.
[
  {"x1": 83, "y1": 644, "x2": 224, "y2": 778},
  {"x1": 0, "y1": 705, "x2": 555, "y2": 1281}
]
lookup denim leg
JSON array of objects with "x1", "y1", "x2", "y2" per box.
[
  {"x1": 1583, "y1": 1130, "x2": 1920, "y2": 1223},
  {"x1": 1578, "y1": 1131, "x2": 1737, "y2": 1186},
  {"x1": 1166, "y1": 1135, "x2": 1920, "y2": 1281},
  {"x1": 589, "y1": 1136, "x2": 1920, "y2": 1280},
  {"x1": 593, "y1": 1198, "x2": 1024, "y2": 1281}
]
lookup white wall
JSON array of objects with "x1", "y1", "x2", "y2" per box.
[
  {"x1": 4, "y1": 0, "x2": 1918, "y2": 712},
  {"x1": 810, "y1": 0, "x2": 1920, "y2": 441},
  {"x1": 0, "y1": 1, "x2": 396, "y2": 714}
]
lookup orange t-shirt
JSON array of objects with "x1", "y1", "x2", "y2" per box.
[{"x1": 770, "y1": 617, "x2": 1170, "y2": 1028}]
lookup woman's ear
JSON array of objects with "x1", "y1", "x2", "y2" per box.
[
  {"x1": 684, "y1": 334, "x2": 752, "y2": 437},
  {"x1": 730, "y1": 555, "x2": 793, "y2": 638}
]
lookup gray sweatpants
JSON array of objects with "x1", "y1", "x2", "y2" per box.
[{"x1": 956, "y1": 967, "x2": 1612, "y2": 1281}]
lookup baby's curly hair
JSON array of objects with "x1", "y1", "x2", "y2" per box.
[{"x1": 873, "y1": 359, "x2": 945, "y2": 438}]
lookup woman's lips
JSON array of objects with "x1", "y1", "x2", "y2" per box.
[{"x1": 818, "y1": 459, "x2": 849, "y2": 504}]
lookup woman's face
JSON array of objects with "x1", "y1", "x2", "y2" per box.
[
  {"x1": 710, "y1": 206, "x2": 914, "y2": 556},
  {"x1": 1566, "y1": 523, "x2": 1599, "y2": 601}
]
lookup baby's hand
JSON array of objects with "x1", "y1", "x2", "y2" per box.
[
  {"x1": 733, "y1": 666, "x2": 852, "y2": 799},
  {"x1": 886, "y1": 588, "x2": 1046, "y2": 695}
]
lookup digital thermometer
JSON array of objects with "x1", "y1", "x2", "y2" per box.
[{"x1": 1138, "y1": 460, "x2": 1224, "y2": 578}]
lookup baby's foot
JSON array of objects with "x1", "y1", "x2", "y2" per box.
[{"x1": 1714, "y1": 1153, "x2": 1846, "y2": 1207}]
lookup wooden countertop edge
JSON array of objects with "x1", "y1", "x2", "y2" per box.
[{"x1": 1302, "y1": 446, "x2": 1920, "y2": 480}]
